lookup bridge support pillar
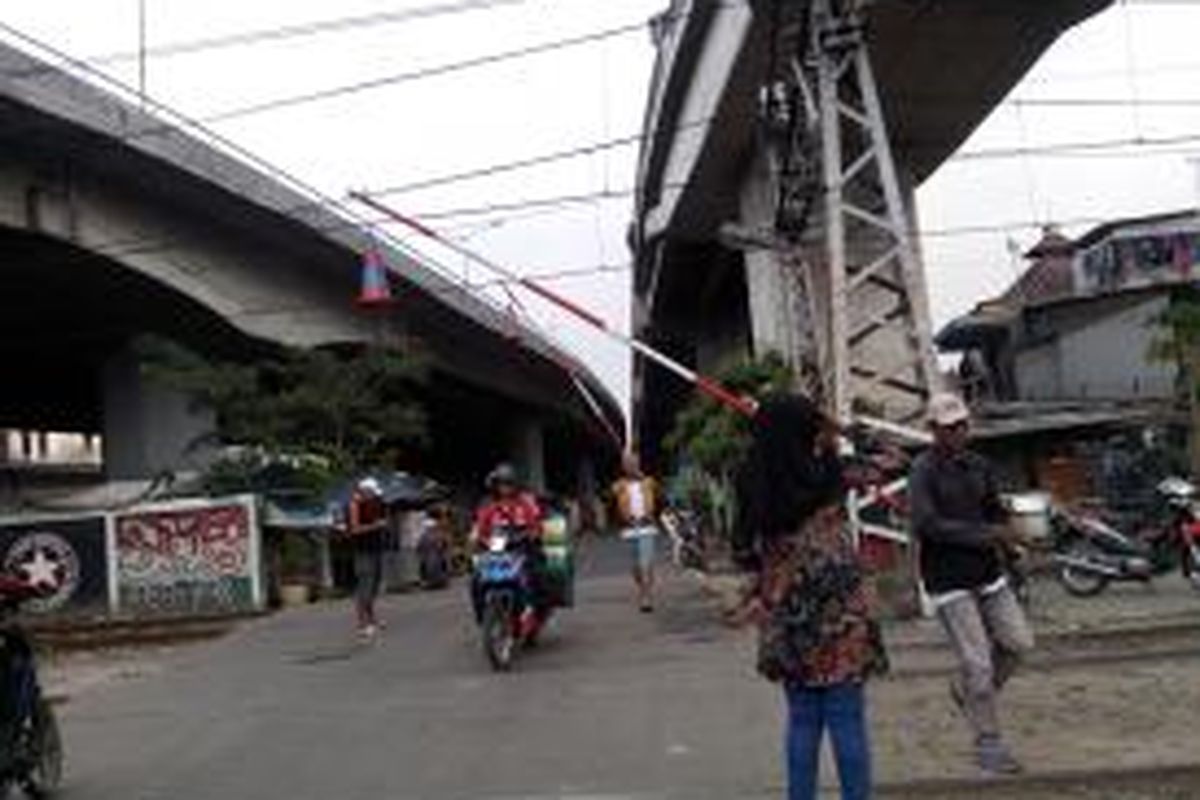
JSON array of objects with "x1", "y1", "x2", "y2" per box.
[
  {"x1": 101, "y1": 343, "x2": 215, "y2": 481},
  {"x1": 510, "y1": 417, "x2": 546, "y2": 494}
]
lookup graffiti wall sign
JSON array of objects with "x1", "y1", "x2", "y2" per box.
[
  {"x1": 0, "y1": 515, "x2": 108, "y2": 615},
  {"x1": 113, "y1": 496, "x2": 262, "y2": 615}
]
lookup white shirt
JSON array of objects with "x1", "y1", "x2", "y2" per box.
[
  {"x1": 928, "y1": 575, "x2": 1009, "y2": 609},
  {"x1": 627, "y1": 481, "x2": 647, "y2": 520}
]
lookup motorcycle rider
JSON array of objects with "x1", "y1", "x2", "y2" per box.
[
  {"x1": 470, "y1": 463, "x2": 546, "y2": 631},
  {"x1": 909, "y1": 393, "x2": 1034, "y2": 776}
]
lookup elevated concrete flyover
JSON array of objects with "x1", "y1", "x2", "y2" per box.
[
  {"x1": 630, "y1": 0, "x2": 1111, "y2": 462},
  {"x1": 0, "y1": 41, "x2": 621, "y2": 496}
]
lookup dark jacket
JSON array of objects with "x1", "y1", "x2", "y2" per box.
[{"x1": 909, "y1": 448, "x2": 1006, "y2": 594}]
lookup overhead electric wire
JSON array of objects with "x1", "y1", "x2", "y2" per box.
[
  {"x1": 950, "y1": 131, "x2": 1200, "y2": 161},
  {"x1": 369, "y1": 131, "x2": 643, "y2": 197},
  {"x1": 199, "y1": 19, "x2": 655, "y2": 124},
  {"x1": 1009, "y1": 97, "x2": 1200, "y2": 108},
  {"x1": 375, "y1": 129, "x2": 1200, "y2": 220},
  {"x1": 84, "y1": 0, "x2": 529, "y2": 65},
  {"x1": 191, "y1": 3, "x2": 751, "y2": 126},
  {"x1": 356, "y1": 124, "x2": 1200, "y2": 207},
  {"x1": 4, "y1": 16, "x2": 1198, "y2": 309},
  {"x1": 413, "y1": 187, "x2": 637, "y2": 221}
]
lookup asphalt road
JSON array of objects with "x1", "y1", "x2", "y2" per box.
[{"x1": 57, "y1": 538, "x2": 786, "y2": 800}]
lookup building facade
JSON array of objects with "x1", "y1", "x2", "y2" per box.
[{"x1": 941, "y1": 212, "x2": 1200, "y2": 406}]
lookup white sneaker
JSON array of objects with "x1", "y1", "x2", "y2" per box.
[{"x1": 357, "y1": 624, "x2": 379, "y2": 641}]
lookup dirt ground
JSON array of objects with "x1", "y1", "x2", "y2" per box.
[
  {"x1": 701, "y1": 571, "x2": 1200, "y2": 798},
  {"x1": 873, "y1": 579, "x2": 1200, "y2": 798}
]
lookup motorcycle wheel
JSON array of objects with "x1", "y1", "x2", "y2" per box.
[
  {"x1": 482, "y1": 594, "x2": 515, "y2": 672},
  {"x1": 1057, "y1": 541, "x2": 1111, "y2": 598},
  {"x1": 419, "y1": 552, "x2": 449, "y2": 590},
  {"x1": 1183, "y1": 547, "x2": 1200, "y2": 591},
  {"x1": 20, "y1": 699, "x2": 62, "y2": 799},
  {"x1": 681, "y1": 544, "x2": 707, "y2": 572}
]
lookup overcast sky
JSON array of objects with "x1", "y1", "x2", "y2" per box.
[{"x1": 4, "y1": 1, "x2": 1200, "y2": 410}]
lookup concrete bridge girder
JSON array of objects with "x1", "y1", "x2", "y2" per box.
[
  {"x1": 0, "y1": 40, "x2": 625, "y2": 487},
  {"x1": 0, "y1": 157, "x2": 374, "y2": 350}
]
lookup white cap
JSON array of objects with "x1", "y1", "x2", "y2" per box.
[
  {"x1": 358, "y1": 477, "x2": 383, "y2": 496},
  {"x1": 927, "y1": 392, "x2": 970, "y2": 427}
]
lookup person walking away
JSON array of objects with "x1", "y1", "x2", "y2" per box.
[
  {"x1": 348, "y1": 477, "x2": 389, "y2": 640},
  {"x1": 734, "y1": 395, "x2": 887, "y2": 800},
  {"x1": 612, "y1": 452, "x2": 661, "y2": 612},
  {"x1": 471, "y1": 464, "x2": 545, "y2": 633},
  {"x1": 909, "y1": 392, "x2": 1034, "y2": 775}
]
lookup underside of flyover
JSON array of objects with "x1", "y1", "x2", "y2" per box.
[
  {"x1": 637, "y1": 242, "x2": 749, "y2": 471},
  {"x1": 0, "y1": 226, "x2": 614, "y2": 494},
  {"x1": 0, "y1": 226, "x2": 263, "y2": 434}
]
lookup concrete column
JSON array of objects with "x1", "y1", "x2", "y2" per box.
[
  {"x1": 510, "y1": 417, "x2": 546, "y2": 493},
  {"x1": 577, "y1": 455, "x2": 597, "y2": 500},
  {"x1": 738, "y1": 152, "x2": 799, "y2": 363},
  {"x1": 101, "y1": 343, "x2": 216, "y2": 480},
  {"x1": 314, "y1": 532, "x2": 334, "y2": 594}
]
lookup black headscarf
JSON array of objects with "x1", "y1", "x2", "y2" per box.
[{"x1": 733, "y1": 393, "x2": 844, "y2": 570}]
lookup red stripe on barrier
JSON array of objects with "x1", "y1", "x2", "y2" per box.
[
  {"x1": 696, "y1": 375, "x2": 758, "y2": 418},
  {"x1": 518, "y1": 278, "x2": 608, "y2": 330}
]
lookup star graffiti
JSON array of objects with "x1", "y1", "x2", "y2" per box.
[
  {"x1": 17, "y1": 547, "x2": 64, "y2": 590},
  {"x1": 4, "y1": 532, "x2": 80, "y2": 611}
]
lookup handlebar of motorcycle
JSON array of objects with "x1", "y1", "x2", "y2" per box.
[{"x1": 0, "y1": 574, "x2": 51, "y2": 611}]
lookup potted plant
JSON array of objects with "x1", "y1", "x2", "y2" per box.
[{"x1": 278, "y1": 532, "x2": 314, "y2": 607}]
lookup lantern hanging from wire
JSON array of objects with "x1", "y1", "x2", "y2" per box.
[{"x1": 357, "y1": 245, "x2": 393, "y2": 307}]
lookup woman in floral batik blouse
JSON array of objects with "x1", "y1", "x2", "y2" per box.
[{"x1": 734, "y1": 394, "x2": 888, "y2": 800}]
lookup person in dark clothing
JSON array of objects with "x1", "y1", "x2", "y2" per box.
[
  {"x1": 909, "y1": 392, "x2": 1034, "y2": 776},
  {"x1": 734, "y1": 395, "x2": 887, "y2": 800},
  {"x1": 733, "y1": 395, "x2": 843, "y2": 569}
]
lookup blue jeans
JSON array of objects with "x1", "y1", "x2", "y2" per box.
[{"x1": 785, "y1": 682, "x2": 871, "y2": 800}]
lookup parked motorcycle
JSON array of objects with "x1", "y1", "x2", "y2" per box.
[
  {"x1": 473, "y1": 525, "x2": 550, "y2": 671},
  {"x1": 1053, "y1": 477, "x2": 1200, "y2": 597},
  {"x1": 659, "y1": 506, "x2": 706, "y2": 572},
  {"x1": 0, "y1": 575, "x2": 62, "y2": 798}
]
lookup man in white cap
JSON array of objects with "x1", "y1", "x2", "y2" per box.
[{"x1": 909, "y1": 393, "x2": 1034, "y2": 775}]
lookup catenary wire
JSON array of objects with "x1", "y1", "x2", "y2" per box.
[
  {"x1": 195, "y1": 5, "x2": 744, "y2": 126},
  {"x1": 87, "y1": 0, "x2": 529, "y2": 65},
  {"x1": 3, "y1": 20, "x2": 1198, "y2": 307}
]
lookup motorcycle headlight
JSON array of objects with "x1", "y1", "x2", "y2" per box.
[{"x1": 489, "y1": 535, "x2": 508, "y2": 553}]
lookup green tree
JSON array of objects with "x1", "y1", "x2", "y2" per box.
[
  {"x1": 1150, "y1": 289, "x2": 1200, "y2": 476},
  {"x1": 664, "y1": 352, "x2": 793, "y2": 474},
  {"x1": 137, "y1": 336, "x2": 428, "y2": 478},
  {"x1": 663, "y1": 352, "x2": 793, "y2": 537}
]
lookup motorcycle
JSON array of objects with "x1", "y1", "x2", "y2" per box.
[
  {"x1": 0, "y1": 575, "x2": 62, "y2": 798},
  {"x1": 473, "y1": 525, "x2": 549, "y2": 671},
  {"x1": 1052, "y1": 477, "x2": 1200, "y2": 597},
  {"x1": 659, "y1": 506, "x2": 706, "y2": 572}
]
